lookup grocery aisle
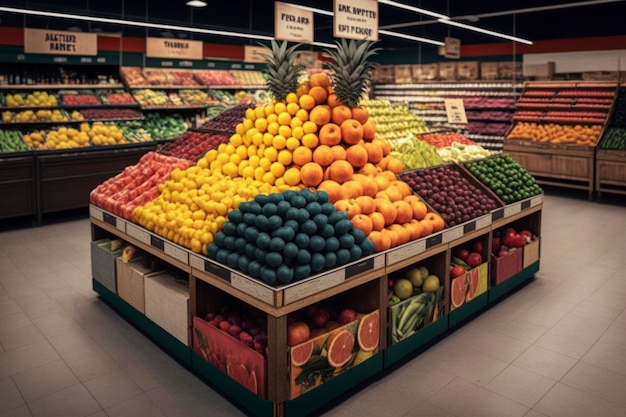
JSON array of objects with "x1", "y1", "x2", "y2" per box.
[{"x1": 1, "y1": 193, "x2": 625, "y2": 417}]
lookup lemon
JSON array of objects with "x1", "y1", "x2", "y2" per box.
[
  {"x1": 393, "y1": 279, "x2": 413, "y2": 300},
  {"x1": 422, "y1": 275, "x2": 441, "y2": 292}
]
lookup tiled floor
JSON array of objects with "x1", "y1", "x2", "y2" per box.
[{"x1": 0, "y1": 191, "x2": 625, "y2": 417}]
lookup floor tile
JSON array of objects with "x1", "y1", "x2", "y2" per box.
[
  {"x1": 534, "y1": 382, "x2": 626, "y2": 417},
  {"x1": 0, "y1": 341, "x2": 60, "y2": 379},
  {"x1": 0, "y1": 323, "x2": 45, "y2": 352},
  {"x1": 582, "y1": 341, "x2": 626, "y2": 376},
  {"x1": 12, "y1": 360, "x2": 79, "y2": 403},
  {"x1": 446, "y1": 325, "x2": 531, "y2": 363},
  {"x1": 513, "y1": 345, "x2": 578, "y2": 380},
  {"x1": 62, "y1": 345, "x2": 122, "y2": 383},
  {"x1": 430, "y1": 377, "x2": 529, "y2": 417},
  {"x1": 599, "y1": 324, "x2": 626, "y2": 350},
  {"x1": 523, "y1": 410, "x2": 547, "y2": 417},
  {"x1": 84, "y1": 370, "x2": 143, "y2": 409},
  {"x1": 485, "y1": 365, "x2": 556, "y2": 407},
  {"x1": 0, "y1": 405, "x2": 32, "y2": 417},
  {"x1": 561, "y1": 361, "x2": 626, "y2": 408},
  {"x1": 105, "y1": 393, "x2": 166, "y2": 417},
  {"x1": 533, "y1": 312, "x2": 609, "y2": 359},
  {"x1": 27, "y1": 384, "x2": 101, "y2": 417},
  {"x1": 0, "y1": 377, "x2": 24, "y2": 413},
  {"x1": 403, "y1": 400, "x2": 457, "y2": 417},
  {"x1": 490, "y1": 318, "x2": 549, "y2": 344}
]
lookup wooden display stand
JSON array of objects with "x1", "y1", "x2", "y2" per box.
[
  {"x1": 0, "y1": 152, "x2": 36, "y2": 220},
  {"x1": 504, "y1": 139, "x2": 596, "y2": 200},
  {"x1": 89, "y1": 193, "x2": 542, "y2": 417},
  {"x1": 596, "y1": 149, "x2": 626, "y2": 197}
]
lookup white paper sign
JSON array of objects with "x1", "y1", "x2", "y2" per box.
[
  {"x1": 275, "y1": 2, "x2": 314, "y2": 43},
  {"x1": 530, "y1": 195, "x2": 543, "y2": 207},
  {"x1": 444, "y1": 98, "x2": 468, "y2": 124},
  {"x1": 386, "y1": 240, "x2": 426, "y2": 265},
  {"x1": 284, "y1": 269, "x2": 345, "y2": 304},
  {"x1": 189, "y1": 254, "x2": 205, "y2": 271},
  {"x1": 443, "y1": 226, "x2": 464, "y2": 243},
  {"x1": 444, "y1": 37, "x2": 461, "y2": 59},
  {"x1": 504, "y1": 203, "x2": 522, "y2": 218},
  {"x1": 164, "y1": 242, "x2": 189, "y2": 264},
  {"x1": 333, "y1": 0, "x2": 379, "y2": 41},
  {"x1": 89, "y1": 205, "x2": 104, "y2": 222},
  {"x1": 476, "y1": 215, "x2": 492, "y2": 230},
  {"x1": 230, "y1": 273, "x2": 275, "y2": 305},
  {"x1": 125, "y1": 223, "x2": 151, "y2": 245}
]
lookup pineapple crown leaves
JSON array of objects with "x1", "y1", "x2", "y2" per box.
[
  {"x1": 258, "y1": 40, "x2": 305, "y2": 102},
  {"x1": 325, "y1": 39, "x2": 381, "y2": 108}
]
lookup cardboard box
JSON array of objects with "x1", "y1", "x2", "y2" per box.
[
  {"x1": 389, "y1": 284, "x2": 445, "y2": 344},
  {"x1": 481, "y1": 62, "x2": 500, "y2": 80},
  {"x1": 394, "y1": 65, "x2": 413, "y2": 84},
  {"x1": 523, "y1": 238, "x2": 540, "y2": 269},
  {"x1": 439, "y1": 62, "x2": 458, "y2": 80},
  {"x1": 145, "y1": 272, "x2": 190, "y2": 345},
  {"x1": 582, "y1": 71, "x2": 621, "y2": 81},
  {"x1": 192, "y1": 316, "x2": 267, "y2": 398},
  {"x1": 458, "y1": 61, "x2": 480, "y2": 80},
  {"x1": 116, "y1": 257, "x2": 166, "y2": 313},
  {"x1": 287, "y1": 310, "x2": 380, "y2": 399},
  {"x1": 491, "y1": 250, "x2": 523, "y2": 286},
  {"x1": 523, "y1": 62, "x2": 555, "y2": 80},
  {"x1": 499, "y1": 61, "x2": 523, "y2": 79},
  {"x1": 450, "y1": 263, "x2": 488, "y2": 311},
  {"x1": 373, "y1": 65, "x2": 395, "y2": 84},
  {"x1": 91, "y1": 239, "x2": 125, "y2": 293},
  {"x1": 420, "y1": 63, "x2": 439, "y2": 81}
]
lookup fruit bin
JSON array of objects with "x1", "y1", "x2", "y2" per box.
[
  {"x1": 91, "y1": 238, "x2": 126, "y2": 293},
  {"x1": 449, "y1": 234, "x2": 490, "y2": 312},
  {"x1": 596, "y1": 149, "x2": 626, "y2": 197},
  {"x1": 144, "y1": 270, "x2": 191, "y2": 346},
  {"x1": 388, "y1": 249, "x2": 448, "y2": 346}
]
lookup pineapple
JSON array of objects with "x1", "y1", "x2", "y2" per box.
[
  {"x1": 259, "y1": 41, "x2": 304, "y2": 102},
  {"x1": 326, "y1": 39, "x2": 380, "y2": 108}
]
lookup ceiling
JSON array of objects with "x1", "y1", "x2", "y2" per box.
[{"x1": 1, "y1": 0, "x2": 625, "y2": 51}]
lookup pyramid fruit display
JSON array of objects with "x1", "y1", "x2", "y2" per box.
[{"x1": 132, "y1": 39, "x2": 443, "y2": 271}]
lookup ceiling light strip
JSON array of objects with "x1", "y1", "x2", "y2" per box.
[
  {"x1": 0, "y1": 6, "x2": 274, "y2": 40},
  {"x1": 438, "y1": 19, "x2": 533, "y2": 45},
  {"x1": 378, "y1": 0, "x2": 449, "y2": 19},
  {"x1": 378, "y1": 30, "x2": 444, "y2": 46}
]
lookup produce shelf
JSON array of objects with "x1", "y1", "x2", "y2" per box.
[
  {"x1": 488, "y1": 261, "x2": 539, "y2": 303},
  {"x1": 595, "y1": 149, "x2": 626, "y2": 197},
  {"x1": 0, "y1": 84, "x2": 125, "y2": 90},
  {"x1": 448, "y1": 291, "x2": 489, "y2": 328}
]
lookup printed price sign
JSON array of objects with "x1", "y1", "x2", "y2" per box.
[
  {"x1": 275, "y1": 2, "x2": 314, "y2": 43},
  {"x1": 333, "y1": 0, "x2": 378, "y2": 40},
  {"x1": 444, "y1": 98, "x2": 468, "y2": 124}
]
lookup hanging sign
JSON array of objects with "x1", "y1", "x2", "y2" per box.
[
  {"x1": 333, "y1": 0, "x2": 378, "y2": 41},
  {"x1": 24, "y1": 29, "x2": 97, "y2": 56},
  {"x1": 444, "y1": 98, "x2": 468, "y2": 124},
  {"x1": 146, "y1": 37, "x2": 203, "y2": 60},
  {"x1": 244, "y1": 45, "x2": 269, "y2": 63},
  {"x1": 444, "y1": 37, "x2": 461, "y2": 59},
  {"x1": 275, "y1": 2, "x2": 314, "y2": 43}
]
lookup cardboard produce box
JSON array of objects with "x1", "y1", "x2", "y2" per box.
[
  {"x1": 116, "y1": 257, "x2": 167, "y2": 313},
  {"x1": 420, "y1": 63, "x2": 439, "y2": 81},
  {"x1": 458, "y1": 61, "x2": 480, "y2": 80},
  {"x1": 91, "y1": 239, "x2": 126, "y2": 293},
  {"x1": 373, "y1": 65, "x2": 395, "y2": 84},
  {"x1": 192, "y1": 316, "x2": 267, "y2": 398},
  {"x1": 481, "y1": 62, "x2": 500, "y2": 80},
  {"x1": 439, "y1": 62, "x2": 458, "y2": 80},
  {"x1": 491, "y1": 250, "x2": 523, "y2": 285},
  {"x1": 288, "y1": 310, "x2": 380, "y2": 400},
  {"x1": 523, "y1": 238, "x2": 540, "y2": 269},
  {"x1": 499, "y1": 61, "x2": 523, "y2": 79},
  {"x1": 450, "y1": 263, "x2": 488, "y2": 311},
  {"x1": 394, "y1": 65, "x2": 413, "y2": 84},
  {"x1": 145, "y1": 272, "x2": 190, "y2": 345}
]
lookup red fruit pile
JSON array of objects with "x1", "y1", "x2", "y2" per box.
[
  {"x1": 160, "y1": 131, "x2": 229, "y2": 161},
  {"x1": 204, "y1": 304, "x2": 268, "y2": 356},
  {"x1": 451, "y1": 240, "x2": 485, "y2": 277},
  {"x1": 89, "y1": 152, "x2": 191, "y2": 220},
  {"x1": 62, "y1": 94, "x2": 100, "y2": 106},
  {"x1": 101, "y1": 93, "x2": 136, "y2": 105},
  {"x1": 78, "y1": 108, "x2": 143, "y2": 121},
  {"x1": 492, "y1": 227, "x2": 534, "y2": 258},
  {"x1": 286, "y1": 303, "x2": 357, "y2": 345}
]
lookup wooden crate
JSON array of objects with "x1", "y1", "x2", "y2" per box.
[
  {"x1": 596, "y1": 150, "x2": 626, "y2": 196},
  {"x1": 523, "y1": 239, "x2": 540, "y2": 269},
  {"x1": 116, "y1": 258, "x2": 167, "y2": 313},
  {"x1": 491, "y1": 250, "x2": 523, "y2": 286},
  {"x1": 145, "y1": 272, "x2": 191, "y2": 345}
]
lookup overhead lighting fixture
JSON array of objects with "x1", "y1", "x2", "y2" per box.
[
  {"x1": 186, "y1": 0, "x2": 207, "y2": 7},
  {"x1": 312, "y1": 42, "x2": 337, "y2": 48},
  {"x1": 438, "y1": 19, "x2": 533, "y2": 45},
  {"x1": 0, "y1": 6, "x2": 274, "y2": 41},
  {"x1": 378, "y1": 0, "x2": 449, "y2": 19},
  {"x1": 290, "y1": 5, "x2": 334, "y2": 16},
  {"x1": 379, "y1": 30, "x2": 444, "y2": 46}
]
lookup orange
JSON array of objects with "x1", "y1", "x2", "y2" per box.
[
  {"x1": 364, "y1": 142, "x2": 383, "y2": 164},
  {"x1": 340, "y1": 119, "x2": 364, "y2": 145},
  {"x1": 362, "y1": 119, "x2": 377, "y2": 140},
  {"x1": 392, "y1": 181, "x2": 412, "y2": 198},
  {"x1": 327, "y1": 93, "x2": 341, "y2": 108},
  {"x1": 383, "y1": 228, "x2": 399, "y2": 248},
  {"x1": 353, "y1": 173, "x2": 378, "y2": 197},
  {"x1": 351, "y1": 214, "x2": 373, "y2": 236},
  {"x1": 381, "y1": 185, "x2": 403, "y2": 202},
  {"x1": 331, "y1": 105, "x2": 352, "y2": 126},
  {"x1": 295, "y1": 108, "x2": 309, "y2": 122},
  {"x1": 380, "y1": 170, "x2": 397, "y2": 182},
  {"x1": 369, "y1": 212, "x2": 385, "y2": 232},
  {"x1": 368, "y1": 230, "x2": 390, "y2": 252},
  {"x1": 351, "y1": 106, "x2": 370, "y2": 125},
  {"x1": 284, "y1": 167, "x2": 301, "y2": 186},
  {"x1": 319, "y1": 123, "x2": 342, "y2": 146},
  {"x1": 313, "y1": 145, "x2": 334, "y2": 167},
  {"x1": 372, "y1": 138, "x2": 391, "y2": 156},
  {"x1": 309, "y1": 105, "x2": 331, "y2": 126},
  {"x1": 373, "y1": 175, "x2": 390, "y2": 192},
  {"x1": 287, "y1": 322, "x2": 311, "y2": 346},
  {"x1": 302, "y1": 121, "x2": 318, "y2": 134},
  {"x1": 308, "y1": 86, "x2": 328, "y2": 105},
  {"x1": 425, "y1": 212, "x2": 445, "y2": 232},
  {"x1": 334, "y1": 199, "x2": 361, "y2": 219},
  {"x1": 345, "y1": 144, "x2": 369, "y2": 168},
  {"x1": 393, "y1": 200, "x2": 413, "y2": 223},
  {"x1": 355, "y1": 195, "x2": 376, "y2": 214},
  {"x1": 300, "y1": 162, "x2": 324, "y2": 187},
  {"x1": 317, "y1": 180, "x2": 347, "y2": 203},
  {"x1": 296, "y1": 83, "x2": 310, "y2": 98},
  {"x1": 375, "y1": 198, "x2": 397, "y2": 226},
  {"x1": 389, "y1": 224, "x2": 411, "y2": 245},
  {"x1": 386, "y1": 157, "x2": 404, "y2": 174},
  {"x1": 358, "y1": 163, "x2": 380, "y2": 176},
  {"x1": 277, "y1": 111, "x2": 292, "y2": 126},
  {"x1": 287, "y1": 102, "x2": 300, "y2": 116},
  {"x1": 327, "y1": 160, "x2": 354, "y2": 184},
  {"x1": 341, "y1": 179, "x2": 364, "y2": 199},
  {"x1": 405, "y1": 219, "x2": 423, "y2": 240},
  {"x1": 419, "y1": 218, "x2": 434, "y2": 236},
  {"x1": 301, "y1": 133, "x2": 319, "y2": 149},
  {"x1": 309, "y1": 73, "x2": 330, "y2": 89},
  {"x1": 330, "y1": 145, "x2": 346, "y2": 161},
  {"x1": 292, "y1": 146, "x2": 313, "y2": 166},
  {"x1": 299, "y1": 94, "x2": 316, "y2": 111}
]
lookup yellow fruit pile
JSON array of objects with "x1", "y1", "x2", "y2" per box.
[
  {"x1": 6, "y1": 109, "x2": 69, "y2": 123},
  {"x1": 22, "y1": 131, "x2": 45, "y2": 149},
  {"x1": 37, "y1": 126, "x2": 90, "y2": 150},
  {"x1": 22, "y1": 122, "x2": 126, "y2": 149},
  {"x1": 507, "y1": 122, "x2": 602, "y2": 146},
  {"x1": 5, "y1": 91, "x2": 57, "y2": 107},
  {"x1": 89, "y1": 122, "x2": 126, "y2": 146}
]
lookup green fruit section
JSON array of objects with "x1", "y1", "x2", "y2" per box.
[
  {"x1": 465, "y1": 154, "x2": 543, "y2": 203},
  {"x1": 207, "y1": 188, "x2": 375, "y2": 286},
  {"x1": 0, "y1": 130, "x2": 28, "y2": 153},
  {"x1": 599, "y1": 127, "x2": 626, "y2": 150}
]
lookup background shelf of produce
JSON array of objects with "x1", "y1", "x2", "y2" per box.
[
  {"x1": 596, "y1": 84, "x2": 626, "y2": 196},
  {"x1": 372, "y1": 82, "x2": 520, "y2": 151}
]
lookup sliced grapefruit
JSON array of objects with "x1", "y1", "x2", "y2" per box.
[
  {"x1": 357, "y1": 310, "x2": 379, "y2": 352},
  {"x1": 290, "y1": 339, "x2": 314, "y2": 367},
  {"x1": 465, "y1": 268, "x2": 479, "y2": 302},
  {"x1": 226, "y1": 362, "x2": 258, "y2": 395},
  {"x1": 326, "y1": 329, "x2": 355, "y2": 368},
  {"x1": 450, "y1": 275, "x2": 467, "y2": 309}
]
